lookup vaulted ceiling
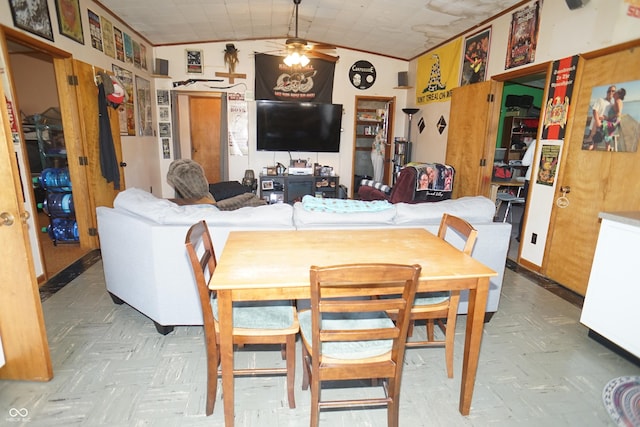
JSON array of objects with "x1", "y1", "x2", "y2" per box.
[{"x1": 97, "y1": 0, "x2": 524, "y2": 60}]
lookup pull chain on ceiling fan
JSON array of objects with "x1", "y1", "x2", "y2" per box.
[{"x1": 284, "y1": 0, "x2": 310, "y2": 66}]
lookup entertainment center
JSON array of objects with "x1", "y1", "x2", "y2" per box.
[{"x1": 260, "y1": 174, "x2": 340, "y2": 204}]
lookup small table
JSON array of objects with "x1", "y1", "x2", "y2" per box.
[
  {"x1": 490, "y1": 179, "x2": 524, "y2": 203},
  {"x1": 210, "y1": 228, "x2": 496, "y2": 426}
]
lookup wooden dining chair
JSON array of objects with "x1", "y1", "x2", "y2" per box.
[
  {"x1": 387, "y1": 213, "x2": 477, "y2": 378},
  {"x1": 299, "y1": 263, "x2": 421, "y2": 427},
  {"x1": 185, "y1": 220, "x2": 299, "y2": 416}
]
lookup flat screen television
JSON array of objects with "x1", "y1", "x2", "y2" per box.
[{"x1": 256, "y1": 100, "x2": 343, "y2": 152}]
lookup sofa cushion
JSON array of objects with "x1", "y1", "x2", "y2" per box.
[
  {"x1": 394, "y1": 196, "x2": 496, "y2": 225},
  {"x1": 215, "y1": 193, "x2": 266, "y2": 211},
  {"x1": 114, "y1": 187, "x2": 180, "y2": 218},
  {"x1": 209, "y1": 181, "x2": 251, "y2": 201},
  {"x1": 113, "y1": 187, "x2": 292, "y2": 226}
]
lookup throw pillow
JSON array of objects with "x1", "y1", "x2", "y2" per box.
[
  {"x1": 208, "y1": 181, "x2": 251, "y2": 201},
  {"x1": 215, "y1": 193, "x2": 266, "y2": 211}
]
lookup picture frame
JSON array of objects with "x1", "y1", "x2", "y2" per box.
[
  {"x1": 9, "y1": 0, "x2": 54, "y2": 42},
  {"x1": 159, "y1": 122, "x2": 171, "y2": 138},
  {"x1": 261, "y1": 180, "x2": 274, "y2": 190},
  {"x1": 460, "y1": 26, "x2": 491, "y2": 86},
  {"x1": 186, "y1": 49, "x2": 203, "y2": 74},
  {"x1": 54, "y1": 0, "x2": 83, "y2": 44}
]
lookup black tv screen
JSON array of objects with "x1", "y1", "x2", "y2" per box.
[{"x1": 256, "y1": 100, "x2": 343, "y2": 152}]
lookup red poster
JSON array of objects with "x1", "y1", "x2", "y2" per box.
[{"x1": 542, "y1": 56, "x2": 579, "y2": 140}]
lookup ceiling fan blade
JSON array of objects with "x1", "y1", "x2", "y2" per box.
[
  {"x1": 306, "y1": 51, "x2": 339, "y2": 63},
  {"x1": 309, "y1": 43, "x2": 336, "y2": 51}
]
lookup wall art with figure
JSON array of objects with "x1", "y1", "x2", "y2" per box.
[{"x1": 582, "y1": 80, "x2": 640, "y2": 152}]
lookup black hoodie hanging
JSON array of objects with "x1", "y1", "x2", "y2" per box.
[{"x1": 98, "y1": 82, "x2": 121, "y2": 190}]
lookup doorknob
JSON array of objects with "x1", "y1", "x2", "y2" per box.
[
  {"x1": 0, "y1": 212, "x2": 15, "y2": 226},
  {"x1": 120, "y1": 161, "x2": 127, "y2": 167}
]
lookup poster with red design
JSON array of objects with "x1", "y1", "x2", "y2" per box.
[
  {"x1": 542, "y1": 55, "x2": 579, "y2": 141},
  {"x1": 505, "y1": 1, "x2": 541, "y2": 70}
]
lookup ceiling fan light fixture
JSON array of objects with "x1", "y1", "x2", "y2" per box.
[
  {"x1": 284, "y1": 51, "x2": 309, "y2": 67},
  {"x1": 283, "y1": 0, "x2": 311, "y2": 67}
]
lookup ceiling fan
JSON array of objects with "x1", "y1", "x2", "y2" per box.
[{"x1": 283, "y1": 0, "x2": 338, "y2": 65}]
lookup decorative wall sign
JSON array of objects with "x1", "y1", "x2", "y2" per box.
[
  {"x1": 55, "y1": 0, "x2": 83, "y2": 44},
  {"x1": 542, "y1": 55, "x2": 578, "y2": 141},
  {"x1": 505, "y1": 0, "x2": 541, "y2": 70},
  {"x1": 349, "y1": 60, "x2": 376, "y2": 90},
  {"x1": 87, "y1": 9, "x2": 102, "y2": 51},
  {"x1": 186, "y1": 49, "x2": 203, "y2": 74}
]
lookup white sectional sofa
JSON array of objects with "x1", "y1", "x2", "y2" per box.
[{"x1": 97, "y1": 188, "x2": 511, "y2": 334}]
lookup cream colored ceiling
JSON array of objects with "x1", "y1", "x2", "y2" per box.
[{"x1": 97, "y1": 0, "x2": 524, "y2": 60}]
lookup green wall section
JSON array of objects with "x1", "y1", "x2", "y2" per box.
[{"x1": 495, "y1": 83, "x2": 544, "y2": 150}]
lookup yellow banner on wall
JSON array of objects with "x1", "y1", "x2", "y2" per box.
[{"x1": 415, "y1": 38, "x2": 462, "y2": 105}]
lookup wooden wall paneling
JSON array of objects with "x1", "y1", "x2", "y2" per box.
[
  {"x1": 543, "y1": 45, "x2": 640, "y2": 295},
  {"x1": 54, "y1": 58, "x2": 98, "y2": 249},
  {"x1": 0, "y1": 56, "x2": 52, "y2": 381},
  {"x1": 446, "y1": 81, "x2": 495, "y2": 198},
  {"x1": 73, "y1": 60, "x2": 124, "y2": 213}
]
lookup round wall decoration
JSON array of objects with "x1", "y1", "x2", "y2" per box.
[{"x1": 349, "y1": 60, "x2": 376, "y2": 90}]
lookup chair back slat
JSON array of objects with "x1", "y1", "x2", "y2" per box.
[
  {"x1": 320, "y1": 328, "x2": 400, "y2": 342},
  {"x1": 437, "y1": 213, "x2": 478, "y2": 255},
  {"x1": 310, "y1": 263, "x2": 421, "y2": 360},
  {"x1": 185, "y1": 221, "x2": 218, "y2": 342}
]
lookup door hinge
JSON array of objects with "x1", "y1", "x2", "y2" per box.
[
  {"x1": 486, "y1": 94, "x2": 494, "y2": 103},
  {"x1": 67, "y1": 75, "x2": 79, "y2": 86},
  {"x1": 88, "y1": 228, "x2": 98, "y2": 236},
  {"x1": 480, "y1": 158, "x2": 486, "y2": 167},
  {"x1": 78, "y1": 156, "x2": 88, "y2": 165}
]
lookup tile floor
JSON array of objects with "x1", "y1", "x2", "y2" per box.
[{"x1": 1, "y1": 256, "x2": 639, "y2": 426}]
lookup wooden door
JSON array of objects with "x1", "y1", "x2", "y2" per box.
[
  {"x1": 543, "y1": 47, "x2": 640, "y2": 295},
  {"x1": 446, "y1": 81, "x2": 499, "y2": 198},
  {"x1": 189, "y1": 96, "x2": 221, "y2": 183},
  {"x1": 352, "y1": 96, "x2": 395, "y2": 191},
  {"x1": 72, "y1": 60, "x2": 125, "y2": 243},
  {"x1": 0, "y1": 75, "x2": 52, "y2": 381}
]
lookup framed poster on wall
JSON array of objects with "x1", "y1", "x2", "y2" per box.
[
  {"x1": 9, "y1": 0, "x2": 54, "y2": 41},
  {"x1": 55, "y1": 0, "x2": 83, "y2": 44}
]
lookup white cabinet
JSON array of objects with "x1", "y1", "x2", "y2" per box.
[{"x1": 580, "y1": 212, "x2": 640, "y2": 357}]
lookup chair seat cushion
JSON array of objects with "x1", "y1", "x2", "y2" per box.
[
  {"x1": 299, "y1": 310, "x2": 394, "y2": 359},
  {"x1": 414, "y1": 291, "x2": 450, "y2": 306},
  {"x1": 211, "y1": 299, "x2": 295, "y2": 329}
]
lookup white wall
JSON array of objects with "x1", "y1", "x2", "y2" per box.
[
  {"x1": 2, "y1": 0, "x2": 639, "y2": 201},
  {"x1": 0, "y1": 0, "x2": 161, "y2": 194},
  {"x1": 154, "y1": 41, "x2": 409, "y2": 197},
  {"x1": 404, "y1": 0, "x2": 640, "y2": 267},
  {"x1": 406, "y1": 0, "x2": 640, "y2": 164}
]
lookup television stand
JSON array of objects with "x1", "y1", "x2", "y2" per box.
[{"x1": 259, "y1": 174, "x2": 339, "y2": 204}]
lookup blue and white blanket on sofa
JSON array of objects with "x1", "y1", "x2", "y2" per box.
[{"x1": 301, "y1": 195, "x2": 392, "y2": 213}]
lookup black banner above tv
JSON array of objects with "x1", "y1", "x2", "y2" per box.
[{"x1": 254, "y1": 53, "x2": 335, "y2": 103}]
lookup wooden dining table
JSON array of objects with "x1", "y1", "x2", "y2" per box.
[{"x1": 209, "y1": 227, "x2": 496, "y2": 426}]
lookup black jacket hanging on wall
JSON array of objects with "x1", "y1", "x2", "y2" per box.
[{"x1": 98, "y1": 83, "x2": 120, "y2": 190}]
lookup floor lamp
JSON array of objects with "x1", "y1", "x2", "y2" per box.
[{"x1": 402, "y1": 108, "x2": 419, "y2": 163}]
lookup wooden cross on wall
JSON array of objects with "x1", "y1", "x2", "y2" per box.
[
  {"x1": 216, "y1": 43, "x2": 246, "y2": 84},
  {"x1": 215, "y1": 70, "x2": 246, "y2": 84}
]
